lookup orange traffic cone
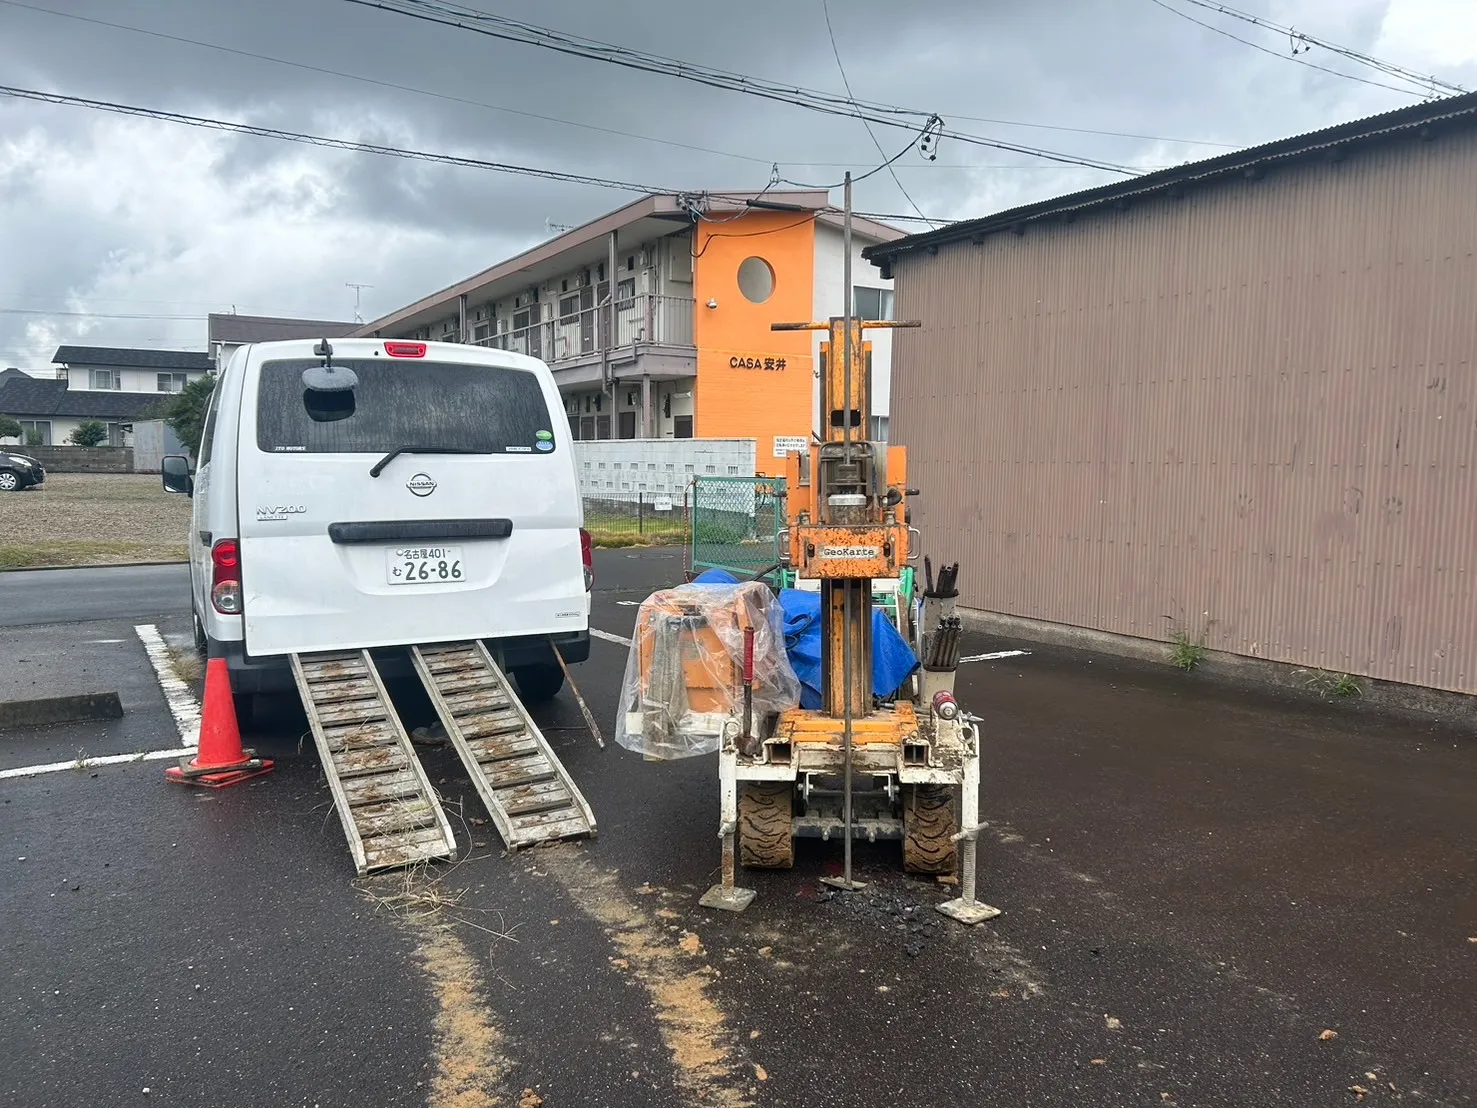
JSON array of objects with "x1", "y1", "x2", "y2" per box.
[{"x1": 165, "y1": 657, "x2": 273, "y2": 789}]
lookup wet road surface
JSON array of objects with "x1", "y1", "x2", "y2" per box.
[
  {"x1": 2, "y1": 550, "x2": 1473, "y2": 1106},
  {"x1": 2, "y1": 563, "x2": 190, "y2": 628}
]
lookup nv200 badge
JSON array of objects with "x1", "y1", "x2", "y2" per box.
[{"x1": 256, "y1": 504, "x2": 306, "y2": 521}]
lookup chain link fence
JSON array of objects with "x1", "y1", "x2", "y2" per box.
[
  {"x1": 582, "y1": 489, "x2": 687, "y2": 548},
  {"x1": 687, "y1": 475, "x2": 785, "y2": 582}
]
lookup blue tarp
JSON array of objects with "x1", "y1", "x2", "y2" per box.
[{"x1": 692, "y1": 569, "x2": 918, "y2": 709}]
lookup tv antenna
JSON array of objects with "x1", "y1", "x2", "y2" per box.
[
  {"x1": 546, "y1": 219, "x2": 575, "y2": 235},
  {"x1": 346, "y1": 282, "x2": 373, "y2": 324}
]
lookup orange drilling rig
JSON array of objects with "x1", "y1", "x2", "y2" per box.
[{"x1": 624, "y1": 179, "x2": 996, "y2": 924}]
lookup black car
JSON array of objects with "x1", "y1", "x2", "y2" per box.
[{"x1": 0, "y1": 449, "x2": 45, "y2": 491}]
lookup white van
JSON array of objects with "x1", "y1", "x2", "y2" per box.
[{"x1": 162, "y1": 337, "x2": 591, "y2": 710}]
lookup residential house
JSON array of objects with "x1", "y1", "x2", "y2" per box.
[
  {"x1": 355, "y1": 189, "x2": 903, "y2": 474},
  {"x1": 0, "y1": 373, "x2": 169, "y2": 447},
  {"x1": 208, "y1": 313, "x2": 358, "y2": 369},
  {"x1": 53, "y1": 345, "x2": 214, "y2": 395}
]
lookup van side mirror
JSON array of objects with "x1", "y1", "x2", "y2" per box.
[{"x1": 162, "y1": 454, "x2": 193, "y2": 497}]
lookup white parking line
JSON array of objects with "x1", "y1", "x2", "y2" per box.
[
  {"x1": 0, "y1": 747, "x2": 194, "y2": 780},
  {"x1": 959, "y1": 650, "x2": 1032, "y2": 663},
  {"x1": 590, "y1": 628, "x2": 633, "y2": 648},
  {"x1": 134, "y1": 623, "x2": 201, "y2": 748},
  {"x1": 0, "y1": 625, "x2": 205, "y2": 782}
]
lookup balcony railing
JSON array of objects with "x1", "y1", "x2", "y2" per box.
[{"x1": 469, "y1": 293, "x2": 694, "y2": 364}]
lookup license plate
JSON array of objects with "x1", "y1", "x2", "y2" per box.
[{"x1": 386, "y1": 545, "x2": 465, "y2": 585}]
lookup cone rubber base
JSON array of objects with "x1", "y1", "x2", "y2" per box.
[{"x1": 166, "y1": 754, "x2": 274, "y2": 789}]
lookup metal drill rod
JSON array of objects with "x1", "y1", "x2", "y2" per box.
[
  {"x1": 842, "y1": 171, "x2": 853, "y2": 465},
  {"x1": 842, "y1": 580, "x2": 855, "y2": 885}
]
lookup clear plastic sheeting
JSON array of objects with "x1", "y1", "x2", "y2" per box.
[{"x1": 616, "y1": 581, "x2": 800, "y2": 759}]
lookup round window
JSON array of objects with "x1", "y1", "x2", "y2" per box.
[{"x1": 737, "y1": 256, "x2": 775, "y2": 304}]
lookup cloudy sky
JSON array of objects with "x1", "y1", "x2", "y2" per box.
[{"x1": 1, "y1": 0, "x2": 1473, "y2": 370}]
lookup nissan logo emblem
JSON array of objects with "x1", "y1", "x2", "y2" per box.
[{"x1": 406, "y1": 473, "x2": 437, "y2": 497}]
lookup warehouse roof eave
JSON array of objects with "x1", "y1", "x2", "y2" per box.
[{"x1": 863, "y1": 89, "x2": 1477, "y2": 269}]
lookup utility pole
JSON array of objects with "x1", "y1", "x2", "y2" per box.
[{"x1": 346, "y1": 283, "x2": 373, "y2": 325}]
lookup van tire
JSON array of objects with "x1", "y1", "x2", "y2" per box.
[
  {"x1": 191, "y1": 608, "x2": 208, "y2": 657},
  {"x1": 512, "y1": 664, "x2": 564, "y2": 703}
]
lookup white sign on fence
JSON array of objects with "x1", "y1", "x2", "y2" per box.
[
  {"x1": 774, "y1": 435, "x2": 808, "y2": 458},
  {"x1": 652, "y1": 496, "x2": 674, "y2": 512}
]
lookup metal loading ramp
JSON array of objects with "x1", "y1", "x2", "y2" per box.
[
  {"x1": 411, "y1": 641, "x2": 597, "y2": 851},
  {"x1": 291, "y1": 650, "x2": 458, "y2": 877}
]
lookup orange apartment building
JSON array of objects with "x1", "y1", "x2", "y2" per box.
[{"x1": 354, "y1": 190, "x2": 902, "y2": 475}]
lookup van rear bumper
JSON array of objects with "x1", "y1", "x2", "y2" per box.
[{"x1": 211, "y1": 630, "x2": 591, "y2": 695}]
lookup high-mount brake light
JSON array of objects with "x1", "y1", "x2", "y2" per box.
[
  {"x1": 384, "y1": 341, "x2": 427, "y2": 358},
  {"x1": 211, "y1": 538, "x2": 243, "y2": 615}
]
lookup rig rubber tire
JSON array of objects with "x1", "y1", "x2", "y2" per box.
[
  {"x1": 902, "y1": 784, "x2": 958, "y2": 875},
  {"x1": 738, "y1": 781, "x2": 795, "y2": 869}
]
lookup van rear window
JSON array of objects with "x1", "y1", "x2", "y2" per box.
[{"x1": 254, "y1": 358, "x2": 556, "y2": 455}]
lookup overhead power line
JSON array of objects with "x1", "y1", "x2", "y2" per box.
[
  {"x1": 0, "y1": 0, "x2": 780, "y2": 169},
  {"x1": 1149, "y1": 0, "x2": 1467, "y2": 98},
  {"x1": 778, "y1": 120, "x2": 941, "y2": 190},
  {"x1": 0, "y1": 307, "x2": 208, "y2": 320},
  {"x1": 818, "y1": 0, "x2": 936, "y2": 227},
  {"x1": 340, "y1": 0, "x2": 1143, "y2": 176},
  {"x1": 1, "y1": 0, "x2": 1212, "y2": 187},
  {"x1": 0, "y1": 82, "x2": 939, "y2": 236},
  {"x1": 940, "y1": 113, "x2": 1240, "y2": 148},
  {"x1": 1168, "y1": 0, "x2": 1466, "y2": 96},
  {"x1": 0, "y1": 84, "x2": 676, "y2": 194}
]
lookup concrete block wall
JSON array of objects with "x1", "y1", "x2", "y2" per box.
[
  {"x1": 573, "y1": 438, "x2": 756, "y2": 500},
  {"x1": 26, "y1": 446, "x2": 135, "y2": 474}
]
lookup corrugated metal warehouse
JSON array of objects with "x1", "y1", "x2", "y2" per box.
[{"x1": 866, "y1": 92, "x2": 1477, "y2": 695}]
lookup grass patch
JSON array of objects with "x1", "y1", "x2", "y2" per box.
[
  {"x1": 583, "y1": 507, "x2": 685, "y2": 549},
  {"x1": 1307, "y1": 670, "x2": 1363, "y2": 699},
  {"x1": 1168, "y1": 628, "x2": 1208, "y2": 671},
  {"x1": 167, "y1": 643, "x2": 204, "y2": 685},
  {"x1": 585, "y1": 527, "x2": 685, "y2": 549},
  {"x1": 0, "y1": 540, "x2": 189, "y2": 570},
  {"x1": 1163, "y1": 617, "x2": 1216, "y2": 672}
]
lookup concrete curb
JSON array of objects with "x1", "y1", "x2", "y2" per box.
[
  {"x1": 959, "y1": 606, "x2": 1477, "y2": 732},
  {"x1": 0, "y1": 692, "x2": 125, "y2": 732},
  {"x1": 0, "y1": 560, "x2": 188, "y2": 573}
]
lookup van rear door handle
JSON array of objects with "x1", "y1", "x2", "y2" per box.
[{"x1": 327, "y1": 519, "x2": 514, "y2": 544}]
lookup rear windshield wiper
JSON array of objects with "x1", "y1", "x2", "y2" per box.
[{"x1": 369, "y1": 445, "x2": 492, "y2": 478}]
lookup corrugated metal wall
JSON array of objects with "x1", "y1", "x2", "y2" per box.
[{"x1": 891, "y1": 130, "x2": 1477, "y2": 693}]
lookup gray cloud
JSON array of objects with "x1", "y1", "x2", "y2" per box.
[{"x1": 0, "y1": 0, "x2": 1472, "y2": 365}]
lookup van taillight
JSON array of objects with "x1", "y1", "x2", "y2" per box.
[
  {"x1": 580, "y1": 528, "x2": 593, "y2": 591},
  {"x1": 211, "y1": 539, "x2": 243, "y2": 615},
  {"x1": 385, "y1": 341, "x2": 427, "y2": 358}
]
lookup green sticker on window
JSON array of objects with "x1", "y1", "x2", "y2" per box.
[{"x1": 536, "y1": 429, "x2": 553, "y2": 441}]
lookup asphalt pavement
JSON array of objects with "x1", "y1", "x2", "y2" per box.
[
  {"x1": 1, "y1": 563, "x2": 190, "y2": 627},
  {"x1": 1, "y1": 550, "x2": 1473, "y2": 1107}
]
